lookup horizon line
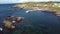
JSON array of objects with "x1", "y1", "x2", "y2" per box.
[{"x1": 0, "y1": 1, "x2": 60, "y2": 4}]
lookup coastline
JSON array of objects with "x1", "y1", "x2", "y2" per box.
[
  {"x1": 22, "y1": 7, "x2": 59, "y2": 17},
  {"x1": 12, "y1": 5, "x2": 60, "y2": 17}
]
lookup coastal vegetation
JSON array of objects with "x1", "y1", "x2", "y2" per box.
[
  {"x1": 13, "y1": 1, "x2": 60, "y2": 16},
  {"x1": 15, "y1": 1, "x2": 60, "y2": 12}
]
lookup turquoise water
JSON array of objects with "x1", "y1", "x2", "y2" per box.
[{"x1": 0, "y1": 4, "x2": 60, "y2": 34}]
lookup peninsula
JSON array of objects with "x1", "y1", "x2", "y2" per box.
[{"x1": 13, "y1": 1, "x2": 60, "y2": 16}]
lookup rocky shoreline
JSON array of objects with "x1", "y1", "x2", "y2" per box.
[
  {"x1": 25, "y1": 9, "x2": 60, "y2": 17},
  {"x1": 12, "y1": 5, "x2": 60, "y2": 17},
  {"x1": 41, "y1": 10, "x2": 60, "y2": 17}
]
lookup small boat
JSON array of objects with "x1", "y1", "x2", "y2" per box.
[
  {"x1": 26, "y1": 11, "x2": 30, "y2": 13},
  {"x1": 0, "y1": 28, "x2": 3, "y2": 31}
]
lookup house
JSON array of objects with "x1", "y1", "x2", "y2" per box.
[{"x1": 52, "y1": 3, "x2": 60, "y2": 7}]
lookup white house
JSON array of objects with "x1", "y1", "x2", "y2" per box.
[{"x1": 52, "y1": 3, "x2": 60, "y2": 7}]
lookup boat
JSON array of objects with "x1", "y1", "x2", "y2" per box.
[
  {"x1": 0, "y1": 28, "x2": 3, "y2": 31},
  {"x1": 26, "y1": 11, "x2": 30, "y2": 13}
]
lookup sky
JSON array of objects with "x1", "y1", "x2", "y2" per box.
[{"x1": 0, "y1": 0, "x2": 60, "y2": 4}]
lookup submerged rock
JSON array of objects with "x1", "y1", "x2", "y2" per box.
[
  {"x1": 6, "y1": 16, "x2": 13, "y2": 21},
  {"x1": 0, "y1": 31, "x2": 3, "y2": 34},
  {"x1": 42, "y1": 10, "x2": 56, "y2": 13},
  {"x1": 55, "y1": 12, "x2": 60, "y2": 17},
  {"x1": 15, "y1": 17, "x2": 22, "y2": 23}
]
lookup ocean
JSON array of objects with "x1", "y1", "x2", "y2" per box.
[{"x1": 0, "y1": 4, "x2": 60, "y2": 34}]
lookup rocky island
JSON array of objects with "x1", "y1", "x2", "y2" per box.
[{"x1": 2, "y1": 16, "x2": 22, "y2": 32}]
